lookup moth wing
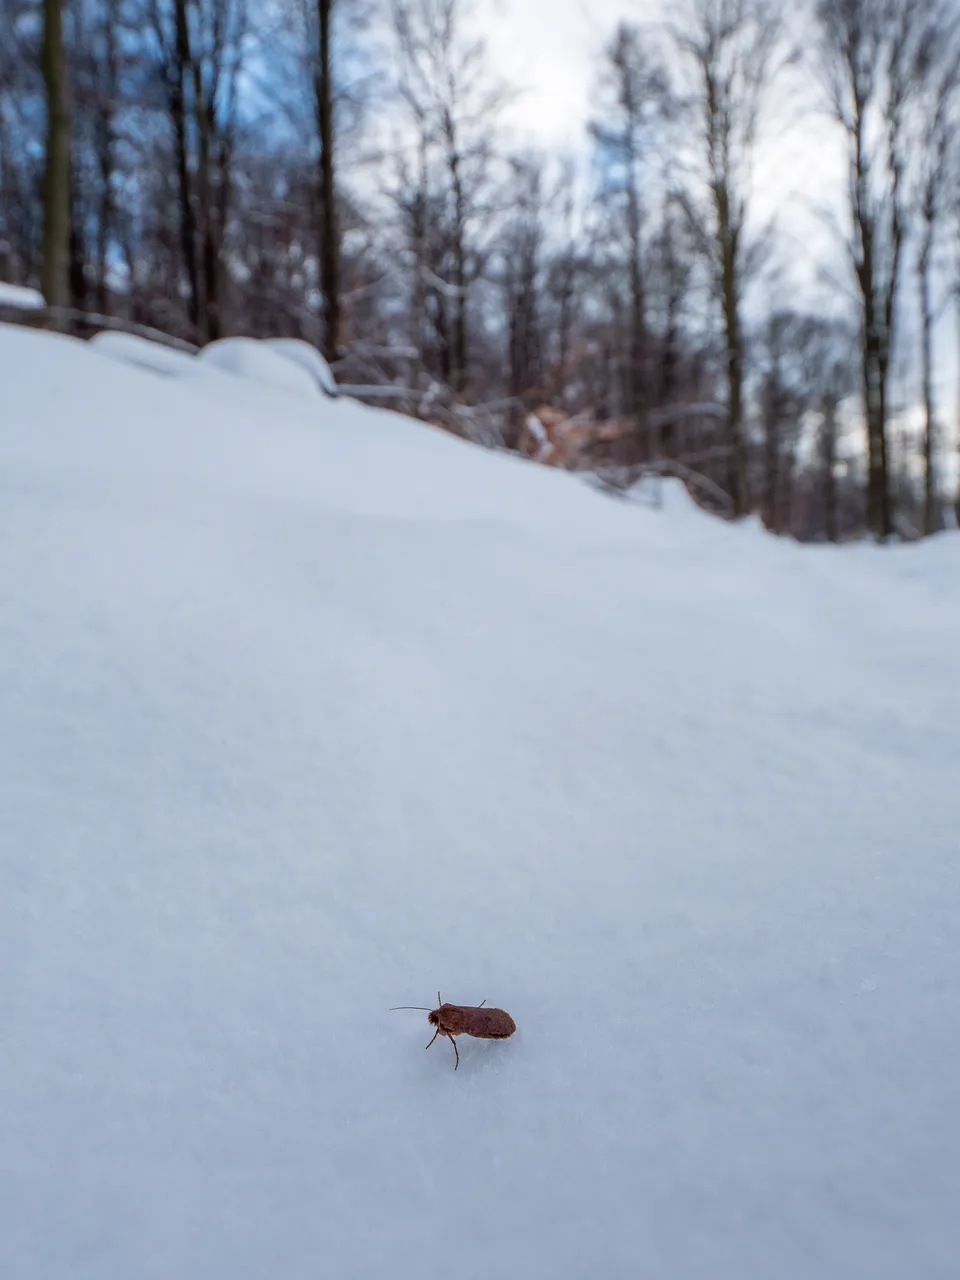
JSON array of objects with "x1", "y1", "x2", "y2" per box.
[{"x1": 465, "y1": 1006, "x2": 516, "y2": 1039}]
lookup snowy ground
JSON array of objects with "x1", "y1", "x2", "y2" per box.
[
  {"x1": 2, "y1": 323, "x2": 958, "y2": 1279},
  {"x1": 0, "y1": 282, "x2": 44, "y2": 310}
]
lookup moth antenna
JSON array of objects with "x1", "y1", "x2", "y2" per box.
[{"x1": 390, "y1": 1006, "x2": 432, "y2": 1011}]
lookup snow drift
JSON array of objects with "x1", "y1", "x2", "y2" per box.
[{"x1": 1, "y1": 323, "x2": 958, "y2": 1279}]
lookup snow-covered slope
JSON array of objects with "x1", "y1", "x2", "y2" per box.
[
  {"x1": 2, "y1": 323, "x2": 958, "y2": 1280},
  {"x1": 0, "y1": 281, "x2": 44, "y2": 310}
]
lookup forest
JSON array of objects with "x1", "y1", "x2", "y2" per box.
[{"x1": 2, "y1": 0, "x2": 960, "y2": 541}]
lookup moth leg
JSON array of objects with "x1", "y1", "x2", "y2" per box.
[
  {"x1": 425, "y1": 1027, "x2": 440, "y2": 1051},
  {"x1": 451, "y1": 1036, "x2": 460, "y2": 1070},
  {"x1": 478, "y1": 999, "x2": 486, "y2": 1007}
]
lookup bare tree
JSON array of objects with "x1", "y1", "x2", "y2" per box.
[
  {"x1": 956, "y1": 211, "x2": 960, "y2": 526},
  {"x1": 149, "y1": 0, "x2": 247, "y2": 342},
  {"x1": 41, "y1": 0, "x2": 71, "y2": 312},
  {"x1": 390, "y1": 0, "x2": 507, "y2": 397},
  {"x1": 757, "y1": 309, "x2": 799, "y2": 533},
  {"x1": 541, "y1": 162, "x2": 583, "y2": 408},
  {"x1": 500, "y1": 154, "x2": 545, "y2": 407},
  {"x1": 806, "y1": 318, "x2": 859, "y2": 542},
  {"x1": 91, "y1": 0, "x2": 121, "y2": 312},
  {"x1": 0, "y1": 0, "x2": 45, "y2": 285},
  {"x1": 671, "y1": 0, "x2": 789, "y2": 518},
  {"x1": 755, "y1": 307, "x2": 858, "y2": 538},
  {"x1": 69, "y1": 0, "x2": 130, "y2": 312},
  {"x1": 590, "y1": 23, "x2": 672, "y2": 427},
  {"x1": 909, "y1": 6, "x2": 960, "y2": 535},
  {"x1": 814, "y1": 0, "x2": 943, "y2": 541},
  {"x1": 647, "y1": 191, "x2": 698, "y2": 437},
  {"x1": 315, "y1": 0, "x2": 340, "y2": 359}
]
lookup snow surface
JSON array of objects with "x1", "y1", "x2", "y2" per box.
[
  {"x1": 197, "y1": 336, "x2": 326, "y2": 400},
  {"x1": 0, "y1": 280, "x2": 44, "y2": 309},
  {"x1": 262, "y1": 337, "x2": 339, "y2": 397},
  {"x1": 89, "y1": 330, "x2": 200, "y2": 379},
  {"x1": 1, "y1": 322, "x2": 959, "y2": 1279}
]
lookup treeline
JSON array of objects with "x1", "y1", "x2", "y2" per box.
[{"x1": 2, "y1": 0, "x2": 960, "y2": 541}]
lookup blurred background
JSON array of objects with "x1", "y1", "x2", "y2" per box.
[{"x1": 2, "y1": 0, "x2": 959, "y2": 542}]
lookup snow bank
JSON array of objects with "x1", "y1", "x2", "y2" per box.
[
  {"x1": 90, "y1": 330, "x2": 338, "y2": 408},
  {"x1": 1, "y1": 324, "x2": 958, "y2": 1280},
  {"x1": 197, "y1": 335, "x2": 324, "y2": 399},
  {"x1": 262, "y1": 337, "x2": 338, "y2": 397},
  {"x1": 0, "y1": 280, "x2": 44, "y2": 309},
  {"x1": 89, "y1": 330, "x2": 199, "y2": 379}
]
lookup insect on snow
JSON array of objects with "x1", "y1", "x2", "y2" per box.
[{"x1": 390, "y1": 992, "x2": 516, "y2": 1070}]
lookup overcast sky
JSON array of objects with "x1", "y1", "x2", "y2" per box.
[{"x1": 486, "y1": 0, "x2": 635, "y2": 152}]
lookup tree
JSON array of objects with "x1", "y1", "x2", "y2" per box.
[
  {"x1": 909, "y1": 5, "x2": 960, "y2": 535},
  {"x1": 41, "y1": 0, "x2": 71, "y2": 312},
  {"x1": 648, "y1": 194, "x2": 695, "y2": 414},
  {"x1": 956, "y1": 211, "x2": 960, "y2": 527},
  {"x1": 0, "y1": 0, "x2": 45, "y2": 286},
  {"x1": 757, "y1": 309, "x2": 801, "y2": 533},
  {"x1": 541, "y1": 162, "x2": 581, "y2": 408},
  {"x1": 316, "y1": 0, "x2": 340, "y2": 361},
  {"x1": 149, "y1": 0, "x2": 247, "y2": 342},
  {"x1": 590, "y1": 23, "x2": 671, "y2": 427},
  {"x1": 390, "y1": 0, "x2": 507, "y2": 398},
  {"x1": 755, "y1": 307, "x2": 858, "y2": 538},
  {"x1": 671, "y1": 0, "x2": 789, "y2": 518},
  {"x1": 500, "y1": 154, "x2": 552, "y2": 407},
  {"x1": 805, "y1": 318, "x2": 859, "y2": 542},
  {"x1": 70, "y1": 0, "x2": 131, "y2": 313},
  {"x1": 814, "y1": 0, "x2": 941, "y2": 541}
]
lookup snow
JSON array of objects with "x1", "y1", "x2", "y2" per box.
[
  {"x1": 90, "y1": 331, "x2": 337, "y2": 407},
  {"x1": 197, "y1": 335, "x2": 325, "y2": 400},
  {"x1": 0, "y1": 280, "x2": 44, "y2": 309},
  {"x1": 1, "y1": 321, "x2": 958, "y2": 1279},
  {"x1": 89, "y1": 330, "x2": 199, "y2": 379},
  {"x1": 262, "y1": 337, "x2": 339, "y2": 397},
  {"x1": 526, "y1": 411, "x2": 547, "y2": 444}
]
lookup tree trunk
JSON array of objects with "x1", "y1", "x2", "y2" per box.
[
  {"x1": 555, "y1": 264, "x2": 574, "y2": 406},
  {"x1": 41, "y1": 0, "x2": 71, "y2": 315},
  {"x1": 722, "y1": 242, "x2": 748, "y2": 516},
  {"x1": 957, "y1": 282, "x2": 960, "y2": 526},
  {"x1": 626, "y1": 176, "x2": 645, "y2": 425},
  {"x1": 822, "y1": 398, "x2": 838, "y2": 543},
  {"x1": 858, "y1": 234, "x2": 892, "y2": 541},
  {"x1": 763, "y1": 385, "x2": 778, "y2": 532},
  {"x1": 194, "y1": 82, "x2": 221, "y2": 342},
  {"x1": 449, "y1": 144, "x2": 469, "y2": 396},
  {"x1": 69, "y1": 184, "x2": 88, "y2": 310},
  {"x1": 408, "y1": 145, "x2": 428, "y2": 410},
  {"x1": 172, "y1": 0, "x2": 201, "y2": 339},
  {"x1": 871, "y1": 347, "x2": 892, "y2": 540},
  {"x1": 95, "y1": 1, "x2": 119, "y2": 314},
  {"x1": 919, "y1": 237, "x2": 937, "y2": 535},
  {"x1": 317, "y1": 0, "x2": 340, "y2": 363}
]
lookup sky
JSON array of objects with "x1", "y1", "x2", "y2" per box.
[{"x1": 487, "y1": 0, "x2": 634, "y2": 152}]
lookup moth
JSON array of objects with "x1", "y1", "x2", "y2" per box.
[{"x1": 391, "y1": 992, "x2": 516, "y2": 1070}]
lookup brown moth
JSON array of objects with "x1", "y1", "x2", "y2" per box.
[{"x1": 391, "y1": 992, "x2": 517, "y2": 1070}]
